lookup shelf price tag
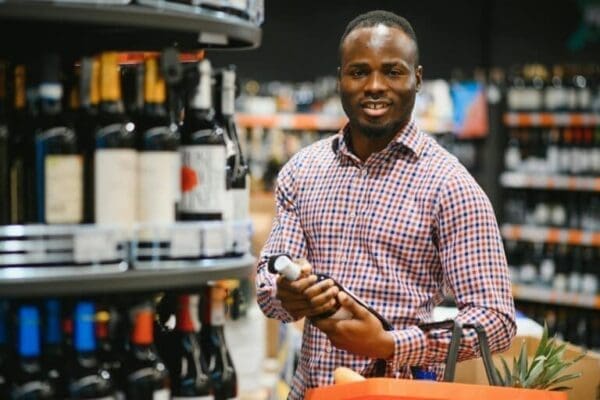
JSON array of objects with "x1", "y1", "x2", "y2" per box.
[
  {"x1": 203, "y1": 223, "x2": 226, "y2": 258},
  {"x1": 74, "y1": 229, "x2": 117, "y2": 264},
  {"x1": 170, "y1": 226, "x2": 201, "y2": 259}
]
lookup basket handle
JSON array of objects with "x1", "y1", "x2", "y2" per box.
[{"x1": 415, "y1": 320, "x2": 500, "y2": 386}]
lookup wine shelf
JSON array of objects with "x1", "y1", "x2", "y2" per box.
[
  {"x1": 503, "y1": 112, "x2": 600, "y2": 127},
  {"x1": 501, "y1": 224, "x2": 600, "y2": 246},
  {"x1": 0, "y1": 2, "x2": 261, "y2": 54},
  {"x1": 236, "y1": 113, "x2": 348, "y2": 131},
  {"x1": 0, "y1": 254, "x2": 255, "y2": 297},
  {"x1": 500, "y1": 172, "x2": 600, "y2": 192},
  {"x1": 512, "y1": 284, "x2": 600, "y2": 310}
]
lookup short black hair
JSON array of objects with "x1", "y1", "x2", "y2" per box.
[{"x1": 339, "y1": 10, "x2": 419, "y2": 65}]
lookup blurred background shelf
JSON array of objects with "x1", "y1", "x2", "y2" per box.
[
  {"x1": 500, "y1": 172, "x2": 600, "y2": 192},
  {"x1": 501, "y1": 224, "x2": 600, "y2": 246},
  {"x1": 512, "y1": 284, "x2": 600, "y2": 310},
  {"x1": 503, "y1": 112, "x2": 600, "y2": 127}
]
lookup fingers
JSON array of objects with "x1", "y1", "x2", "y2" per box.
[
  {"x1": 337, "y1": 292, "x2": 368, "y2": 319},
  {"x1": 277, "y1": 273, "x2": 317, "y2": 294},
  {"x1": 295, "y1": 258, "x2": 313, "y2": 276}
]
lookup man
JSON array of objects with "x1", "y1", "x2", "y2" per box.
[{"x1": 255, "y1": 10, "x2": 516, "y2": 399}]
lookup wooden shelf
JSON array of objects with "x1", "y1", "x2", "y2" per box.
[
  {"x1": 500, "y1": 172, "x2": 600, "y2": 192},
  {"x1": 501, "y1": 224, "x2": 600, "y2": 246},
  {"x1": 503, "y1": 112, "x2": 600, "y2": 127},
  {"x1": 512, "y1": 284, "x2": 600, "y2": 310}
]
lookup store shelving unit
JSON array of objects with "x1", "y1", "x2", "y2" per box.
[
  {"x1": 503, "y1": 112, "x2": 600, "y2": 127},
  {"x1": 236, "y1": 113, "x2": 347, "y2": 131},
  {"x1": 512, "y1": 284, "x2": 600, "y2": 310},
  {"x1": 501, "y1": 224, "x2": 600, "y2": 246},
  {"x1": 500, "y1": 172, "x2": 600, "y2": 192}
]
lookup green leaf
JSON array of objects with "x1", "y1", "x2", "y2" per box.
[
  {"x1": 518, "y1": 341, "x2": 528, "y2": 383},
  {"x1": 544, "y1": 372, "x2": 583, "y2": 389},
  {"x1": 549, "y1": 386, "x2": 573, "y2": 392},
  {"x1": 524, "y1": 358, "x2": 546, "y2": 388},
  {"x1": 501, "y1": 356, "x2": 513, "y2": 386},
  {"x1": 495, "y1": 366, "x2": 506, "y2": 386},
  {"x1": 533, "y1": 323, "x2": 550, "y2": 360}
]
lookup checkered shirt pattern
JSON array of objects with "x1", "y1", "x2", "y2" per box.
[{"x1": 255, "y1": 120, "x2": 516, "y2": 399}]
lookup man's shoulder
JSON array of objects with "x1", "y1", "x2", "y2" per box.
[{"x1": 283, "y1": 134, "x2": 338, "y2": 172}]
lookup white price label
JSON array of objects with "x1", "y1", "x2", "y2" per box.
[
  {"x1": 74, "y1": 230, "x2": 117, "y2": 263},
  {"x1": 203, "y1": 224, "x2": 225, "y2": 257},
  {"x1": 170, "y1": 227, "x2": 202, "y2": 258}
]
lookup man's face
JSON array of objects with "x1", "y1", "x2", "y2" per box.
[{"x1": 339, "y1": 24, "x2": 422, "y2": 139}]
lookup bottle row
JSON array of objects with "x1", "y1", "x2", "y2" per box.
[
  {"x1": 506, "y1": 63, "x2": 600, "y2": 112},
  {"x1": 503, "y1": 189, "x2": 600, "y2": 231},
  {"x1": 0, "y1": 285, "x2": 239, "y2": 399},
  {"x1": 505, "y1": 241, "x2": 599, "y2": 295},
  {"x1": 0, "y1": 52, "x2": 248, "y2": 228},
  {"x1": 504, "y1": 127, "x2": 600, "y2": 176},
  {"x1": 516, "y1": 302, "x2": 600, "y2": 352}
]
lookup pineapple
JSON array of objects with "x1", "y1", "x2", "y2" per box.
[{"x1": 495, "y1": 323, "x2": 585, "y2": 391}]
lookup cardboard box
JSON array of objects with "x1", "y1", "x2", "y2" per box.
[{"x1": 455, "y1": 336, "x2": 600, "y2": 400}]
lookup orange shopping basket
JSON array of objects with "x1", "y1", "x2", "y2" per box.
[{"x1": 305, "y1": 320, "x2": 567, "y2": 400}]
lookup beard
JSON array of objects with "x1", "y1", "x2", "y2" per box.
[{"x1": 351, "y1": 117, "x2": 404, "y2": 139}]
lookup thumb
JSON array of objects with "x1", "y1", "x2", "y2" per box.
[
  {"x1": 338, "y1": 291, "x2": 368, "y2": 319},
  {"x1": 295, "y1": 258, "x2": 312, "y2": 276}
]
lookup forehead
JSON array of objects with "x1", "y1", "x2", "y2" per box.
[{"x1": 341, "y1": 24, "x2": 416, "y2": 65}]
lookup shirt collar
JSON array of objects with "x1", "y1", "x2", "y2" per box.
[{"x1": 332, "y1": 119, "x2": 426, "y2": 160}]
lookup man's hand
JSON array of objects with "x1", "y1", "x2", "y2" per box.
[
  {"x1": 312, "y1": 292, "x2": 395, "y2": 359},
  {"x1": 275, "y1": 259, "x2": 340, "y2": 320}
]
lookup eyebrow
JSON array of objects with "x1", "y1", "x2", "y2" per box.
[{"x1": 345, "y1": 60, "x2": 410, "y2": 69}]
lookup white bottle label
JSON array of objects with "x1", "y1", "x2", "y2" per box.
[
  {"x1": 153, "y1": 389, "x2": 171, "y2": 400},
  {"x1": 45, "y1": 154, "x2": 83, "y2": 224},
  {"x1": 95, "y1": 149, "x2": 137, "y2": 226},
  {"x1": 180, "y1": 145, "x2": 229, "y2": 216},
  {"x1": 211, "y1": 299, "x2": 226, "y2": 326},
  {"x1": 138, "y1": 151, "x2": 179, "y2": 224},
  {"x1": 172, "y1": 396, "x2": 214, "y2": 400}
]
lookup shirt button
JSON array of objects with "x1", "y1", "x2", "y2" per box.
[
  {"x1": 326, "y1": 345, "x2": 332, "y2": 353},
  {"x1": 361, "y1": 169, "x2": 368, "y2": 177},
  {"x1": 350, "y1": 212, "x2": 357, "y2": 218}
]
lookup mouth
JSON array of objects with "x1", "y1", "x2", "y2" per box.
[{"x1": 360, "y1": 101, "x2": 391, "y2": 118}]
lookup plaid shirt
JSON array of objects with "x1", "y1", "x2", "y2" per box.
[{"x1": 255, "y1": 121, "x2": 516, "y2": 399}]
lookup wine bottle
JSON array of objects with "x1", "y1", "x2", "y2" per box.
[
  {"x1": 0, "y1": 300, "x2": 11, "y2": 399},
  {"x1": 42, "y1": 299, "x2": 66, "y2": 398},
  {"x1": 137, "y1": 56, "x2": 180, "y2": 227},
  {"x1": 268, "y1": 254, "x2": 394, "y2": 329},
  {"x1": 214, "y1": 66, "x2": 250, "y2": 256},
  {"x1": 96, "y1": 308, "x2": 125, "y2": 400},
  {"x1": 67, "y1": 301, "x2": 116, "y2": 399},
  {"x1": 78, "y1": 56, "x2": 101, "y2": 224},
  {"x1": 179, "y1": 59, "x2": 229, "y2": 222},
  {"x1": 199, "y1": 286, "x2": 237, "y2": 400},
  {"x1": 0, "y1": 60, "x2": 9, "y2": 225},
  {"x1": 94, "y1": 52, "x2": 137, "y2": 227},
  {"x1": 34, "y1": 53, "x2": 83, "y2": 224},
  {"x1": 169, "y1": 294, "x2": 213, "y2": 399},
  {"x1": 124, "y1": 300, "x2": 171, "y2": 400},
  {"x1": 11, "y1": 305, "x2": 55, "y2": 400}
]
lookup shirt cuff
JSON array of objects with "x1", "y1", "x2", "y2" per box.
[
  {"x1": 256, "y1": 277, "x2": 296, "y2": 323},
  {"x1": 387, "y1": 326, "x2": 428, "y2": 374}
]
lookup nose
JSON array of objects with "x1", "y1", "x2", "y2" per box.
[{"x1": 365, "y1": 71, "x2": 386, "y2": 97}]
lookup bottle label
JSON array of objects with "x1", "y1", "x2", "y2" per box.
[
  {"x1": 172, "y1": 397, "x2": 214, "y2": 400},
  {"x1": 211, "y1": 298, "x2": 226, "y2": 326},
  {"x1": 45, "y1": 154, "x2": 83, "y2": 223},
  {"x1": 95, "y1": 149, "x2": 137, "y2": 225},
  {"x1": 138, "y1": 151, "x2": 179, "y2": 223},
  {"x1": 153, "y1": 388, "x2": 171, "y2": 400},
  {"x1": 180, "y1": 145, "x2": 229, "y2": 216}
]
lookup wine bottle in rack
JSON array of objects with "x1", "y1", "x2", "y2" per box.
[
  {"x1": 214, "y1": 66, "x2": 250, "y2": 256},
  {"x1": 0, "y1": 300, "x2": 11, "y2": 398},
  {"x1": 168, "y1": 294, "x2": 213, "y2": 399},
  {"x1": 42, "y1": 299, "x2": 66, "y2": 399},
  {"x1": 11, "y1": 304, "x2": 55, "y2": 400},
  {"x1": 94, "y1": 52, "x2": 137, "y2": 227},
  {"x1": 35, "y1": 53, "x2": 83, "y2": 224},
  {"x1": 78, "y1": 56, "x2": 101, "y2": 224},
  {"x1": 199, "y1": 285, "x2": 238, "y2": 400},
  {"x1": 124, "y1": 299, "x2": 171, "y2": 400},
  {"x1": 0, "y1": 60, "x2": 9, "y2": 225},
  {"x1": 96, "y1": 307, "x2": 125, "y2": 400},
  {"x1": 137, "y1": 56, "x2": 180, "y2": 228},
  {"x1": 67, "y1": 301, "x2": 116, "y2": 399},
  {"x1": 179, "y1": 59, "x2": 229, "y2": 222}
]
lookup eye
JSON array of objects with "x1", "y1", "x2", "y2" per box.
[
  {"x1": 387, "y1": 69, "x2": 404, "y2": 77},
  {"x1": 350, "y1": 69, "x2": 367, "y2": 78}
]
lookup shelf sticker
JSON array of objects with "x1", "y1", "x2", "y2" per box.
[
  {"x1": 170, "y1": 226, "x2": 201, "y2": 259},
  {"x1": 203, "y1": 223, "x2": 226, "y2": 258},
  {"x1": 74, "y1": 229, "x2": 117, "y2": 263}
]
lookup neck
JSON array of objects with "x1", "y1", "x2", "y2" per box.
[{"x1": 348, "y1": 121, "x2": 407, "y2": 161}]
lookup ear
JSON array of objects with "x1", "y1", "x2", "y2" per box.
[{"x1": 415, "y1": 65, "x2": 423, "y2": 92}]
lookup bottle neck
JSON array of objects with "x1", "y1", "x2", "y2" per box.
[
  {"x1": 203, "y1": 286, "x2": 227, "y2": 328},
  {"x1": 44, "y1": 300, "x2": 62, "y2": 346},
  {"x1": 130, "y1": 304, "x2": 154, "y2": 347},
  {"x1": 74, "y1": 302, "x2": 96, "y2": 353},
  {"x1": 18, "y1": 306, "x2": 41, "y2": 358},
  {"x1": 191, "y1": 60, "x2": 213, "y2": 112},
  {"x1": 176, "y1": 294, "x2": 201, "y2": 333},
  {"x1": 219, "y1": 69, "x2": 236, "y2": 118}
]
